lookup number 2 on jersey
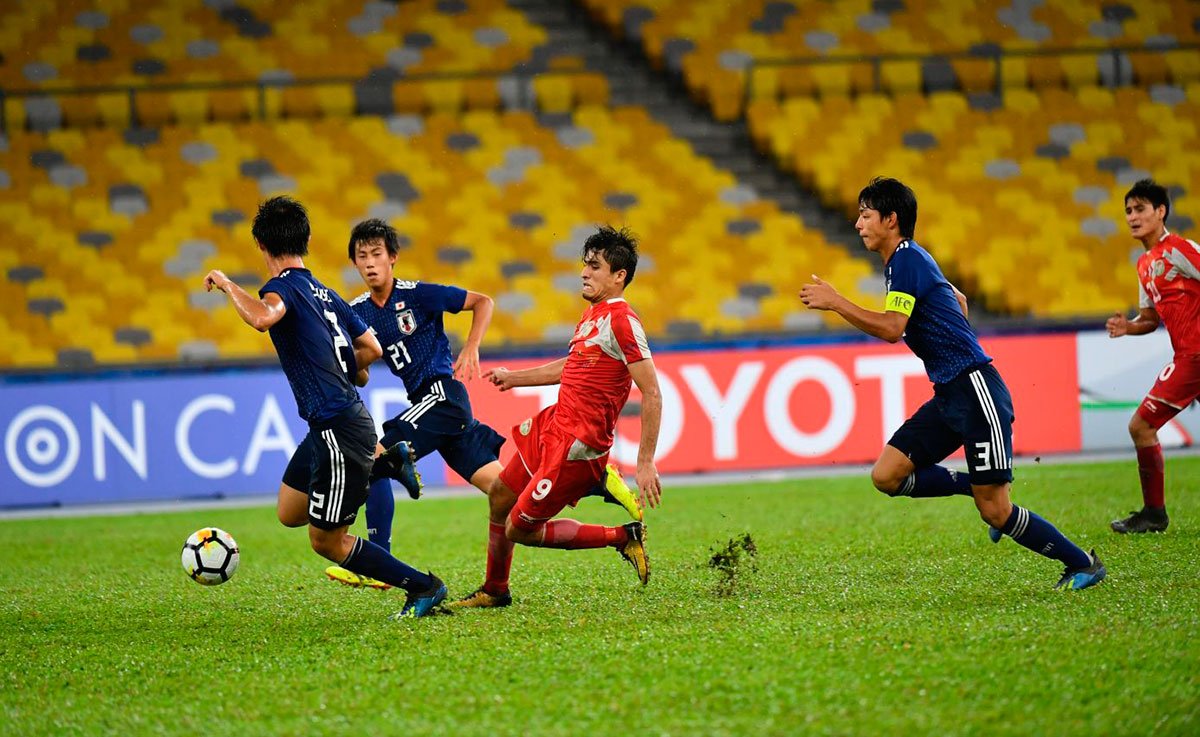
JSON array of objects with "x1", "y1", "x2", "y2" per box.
[
  {"x1": 387, "y1": 341, "x2": 412, "y2": 371},
  {"x1": 323, "y1": 310, "x2": 350, "y2": 374}
]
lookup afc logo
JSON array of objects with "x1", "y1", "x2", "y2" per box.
[
  {"x1": 395, "y1": 302, "x2": 417, "y2": 335},
  {"x1": 887, "y1": 293, "x2": 914, "y2": 313}
]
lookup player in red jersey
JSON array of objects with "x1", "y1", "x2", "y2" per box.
[
  {"x1": 455, "y1": 226, "x2": 663, "y2": 603},
  {"x1": 1106, "y1": 179, "x2": 1200, "y2": 533}
]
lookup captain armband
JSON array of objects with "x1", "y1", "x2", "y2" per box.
[{"x1": 884, "y1": 291, "x2": 916, "y2": 316}]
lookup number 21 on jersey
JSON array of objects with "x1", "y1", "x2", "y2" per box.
[{"x1": 386, "y1": 341, "x2": 412, "y2": 371}]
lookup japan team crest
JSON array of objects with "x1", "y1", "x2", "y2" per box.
[{"x1": 395, "y1": 303, "x2": 417, "y2": 335}]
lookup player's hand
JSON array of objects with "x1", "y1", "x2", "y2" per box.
[
  {"x1": 1106, "y1": 312, "x2": 1130, "y2": 338},
  {"x1": 454, "y1": 346, "x2": 482, "y2": 382},
  {"x1": 636, "y1": 461, "x2": 662, "y2": 510},
  {"x1": 799, "y1": 274, "x2": 840, "y2": 311},
  {"x1": 483, "y1": 366, "x2": 515, "y2": 391},
  {"x1": 203, "y1": 269, "x2": 231, "y2": 294}
]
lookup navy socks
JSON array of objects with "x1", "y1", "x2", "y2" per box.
[
  {"x1": 341, "y1": 537, "x2": 431, "y2": 593},
  {"x1": 364, "y1": 477, "x2": 394, "y2": 552},
  {"x1": 1000, "y1": 504, "x2": 1091, "y2": 569},
  {"x1": 897, "y1": 465, "x2": 973, "y2": 498}
]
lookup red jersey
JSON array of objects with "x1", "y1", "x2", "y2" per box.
[
  {"x1": 552, "y1": 297, "x2": 652, "y2": 451},
  {"x1": 1137, "y1": 231, "x2": 1200, "y2": 355}
]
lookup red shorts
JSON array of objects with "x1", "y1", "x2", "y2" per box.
[
  {"x1": 500, "y1": 405, "x2": 609, "y2": 532},
  {"x1": 1138, "y1": 354, "x2": 1200, "y2": 428}
]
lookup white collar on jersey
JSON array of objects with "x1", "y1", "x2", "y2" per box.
[
  {"x1": 606, "y1": 297, "x2": 627, "y2": 304},
  {"x1": 1160, "y1": 229, "x2": 1171, "y2": 242}
]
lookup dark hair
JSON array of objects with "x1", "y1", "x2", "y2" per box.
[
  {"x1": 251, "y1": 196, "x2": 310, "y2": 257},
  {"x1": 582, "y1": 225, "x2": 639, "y2": 286},
  {"x1": 858, "y1": 177, "x2": 918, "y2": 239},
  {"x1": 1124, "y1": 178, "x2": 1170, "y2": 220},
  {"x1": 348, "y1": 218, "x2": 400, "y2": 260}
]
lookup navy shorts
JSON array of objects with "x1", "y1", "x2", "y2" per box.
[
  {"x1": 281, "y1": 403, "x2": 377, "y2": 530},
  {"x1": 887, "y1": 362, "x2": 1015, "y2": 486},
  {"x1": 379, "y1": 376, "x2": 505, "y2": 484}
]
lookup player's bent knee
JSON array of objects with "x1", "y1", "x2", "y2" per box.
[
  {"x1": 505, "y1": 507, "x2": 541, "y2": 545},
  {"x1": 307, "y1": 527, "x2": 346, "y2": 562},
  {"x1": 308, "y1": 536, "x2": 337, "y2": 559},
  {"x1": 488, "y1": 478, "x2": 518, "y2": 519},
  {"x1": 1128, "y1": 414, "x2": 1159, "y2": 445},
  {"x1": 504, "y1": 519, "x2": 534, "y2": 545},
  {"x1": 870, "y1": 465, "x2": 903, "y2": 496},
  {"x1": 277, "y1": 511, "x2": 306, "y2": 528},
  {"x1": 972, "y1": 497, "x2": 1010, "y2": 529}
]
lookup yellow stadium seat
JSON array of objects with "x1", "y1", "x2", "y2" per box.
[
  {"x1": 777, "y1": 65, "x2": 818, "y2": 97},
  {"x1": 425, "y1": 80, "x2": 466, "y2": 114},
  {"x1": 169, "y1": 91, "x2": 210, "y2": 125},
  {"x1": 464, "y1": 78, "x2": 500, "y2": 109},
  {"x1": 952, "y1": 57, "x2": 998, "y2": 94},
  {"x1": 210, "y1": 89, "x2": 256, "y2": 121},
  {"x1": 1166, "y1": 50, "x2": 1200, "y2": 84},
  {"x1": 133, "y1": 91, "x2": 172, "y2": 127},
  {"x1": 1027, "y1": 57, "x2": 1066, "y2": 88},
  {"x1": 880, "y1": 60, "x2": 921, "y2": 94},
  {"x1": 574, "y1": 73, "x2": 610, "y2": 107},
  {"x1": 393, "y1": 81, "x2": 426, "y2": 114},
  {"x1": 60, "y1": 95, "x2": 105, "y2": 128},
  {"x1": 97, "y1": 92, "x2": 132, "y2": 128},
  {"x1": 533, "y1": 75, "x2": 572, "y2": 114},
  {"x1": 281, "y1": 86, "x2": 319, "y2": 118}
]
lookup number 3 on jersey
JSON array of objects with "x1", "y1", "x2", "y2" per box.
[
  {"x1": 323, "y1": 310, "x2": 350, "y2": 374},
  {"x1": 386, "y1": 341, "x2": 412, "y2": 371}
]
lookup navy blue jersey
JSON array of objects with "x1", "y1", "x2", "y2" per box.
[
  {"x1": 884, "y1": 240, "x2": 990, "y2": 385},
  {"x1": 349, "y1": 279, "x2": 467, "y2": 399},
  {"x1": 259, "y1": 268, "x2": 369, "y2": 423}
]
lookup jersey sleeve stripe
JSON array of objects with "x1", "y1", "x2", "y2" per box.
[{"x1": 627, "y1": 315, "x2": 652, "y2": 360}]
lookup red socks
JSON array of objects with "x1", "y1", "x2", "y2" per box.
[
  {"x1": 540, "y1": 519, "x2": 627, "y2": 549},
  {"x1": 1137, "y1": 443, "x2": 1165, "y2": 509},
  {"x1": 483, "y1": 522, "x2": 514, "y2": 596}
]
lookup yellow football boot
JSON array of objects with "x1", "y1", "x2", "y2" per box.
[
  {"x1": 602, "y1": 464, "x2": 643, "y2": 521},
  {"x1": 447, "y1": 587, "x2": 513, "y2": 608},
  {"x1": 616, "y1": 522, "x2": 650, "y2": 585},
  {"x1": 324, "y1": 565, "x2": 391, "y2": 590}
]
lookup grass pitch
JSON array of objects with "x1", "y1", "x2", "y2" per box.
[{"x1": 2, "y1": 457, "x2": 1199, "y2": 736}]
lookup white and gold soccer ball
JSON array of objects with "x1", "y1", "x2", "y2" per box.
[{"x1": 181, "y1": 528, "x2": 240, "y2": 585}]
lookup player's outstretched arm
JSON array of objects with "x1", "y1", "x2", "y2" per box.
[
  {"x1": 799, "y1": 275, "x2": 908, "y2": 343},
  {"x1": 204, "y1": 270, "x2": 286, "y2": 332},
  {"x1": 454, "y1": 290, "x2": 494, "y2": 382},
  {"x1": 628, "y1": 358, "x2": 663, "y2": 510},
  {"x1": 1106, "y1": 307, "x2": 1160, "y2": 338},
  {"x1": 483, "y1": 357, "x2": 568, "y2": 391}
]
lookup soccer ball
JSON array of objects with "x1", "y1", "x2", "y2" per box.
[{"x1": 181, "y1": 528, "x2": 240, "y2": 585}]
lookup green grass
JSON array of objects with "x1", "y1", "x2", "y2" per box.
[{"x1": 3, "y1": 457, "x2": 1200, "y2": 736}]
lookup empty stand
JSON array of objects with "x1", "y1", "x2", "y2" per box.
[
  {"x1": 0, "y1": 107, "x2": 877, "y2": 368},
  {"x1": 747, "y1": 84, "x2": 1200, "y2": 316},
  {"x1": 583, "y1": 0, "x2": 1200, "y2": 120}
]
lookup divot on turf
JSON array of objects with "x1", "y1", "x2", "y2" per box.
[{"x1": 707, "y1": 533, "x2": 758, "y2": 597}]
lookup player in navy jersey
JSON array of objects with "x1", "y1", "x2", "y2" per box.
[
  {"x1": 203, "y1": 196, "x2": 446, "y2": 617},
  {"x1": 312, "y1": 219, "x2": 642, "y2": 600},
  {"x1": 799, "y1": 177, "x2": 1106, "y2": 590}
]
